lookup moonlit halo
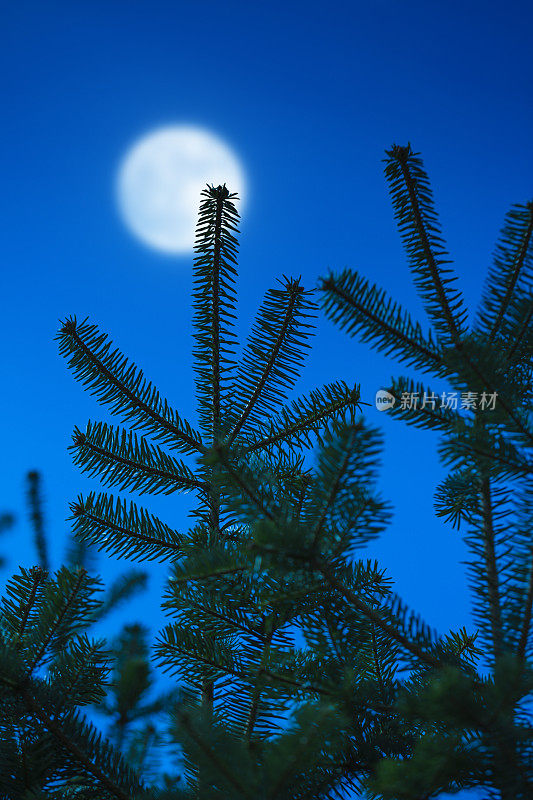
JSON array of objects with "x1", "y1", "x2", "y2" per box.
[{"x1": 116, "y1": 125, "x2": 246, "y2": 255}]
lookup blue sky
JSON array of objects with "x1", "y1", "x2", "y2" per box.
[{"x1": 0, "y1": 0, "x2": 531, "y2": 790}]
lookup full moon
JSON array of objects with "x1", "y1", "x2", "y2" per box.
[{"x1": 116, "y1": 125, "x2": 246, "y2": 254}]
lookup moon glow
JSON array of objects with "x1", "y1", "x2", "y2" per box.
[{"x1": 117, "y1": 125, "x2": 246, "y2": 254}]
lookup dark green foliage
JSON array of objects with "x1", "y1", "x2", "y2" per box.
[
  {"x1": 46, "y1": 177, "x2": 481, "y2": 799},
  {"x1": 97, "y1": 623, "x2": 178, "y2": 777},
  {"x1": 476, "y1": 202, "x2": 533, "y2": 343},
  {"x1": 0, "y1": 566, "x2": 143, "y2": 799},
  {"x1": 71, "y1": 422, "x2": 207, "y2": 496},
  {"x1": 382, "y1": 144, "x2": 468, "y2": 344},
  {"x1": 1, "y1": 148, "x2": 530, "y2": 800},
  {"x1": 322, "y1": 144, "x2": 533, "y2": 797},
  {"x1": 320, "y1": 269, "x2": 443, "y2": 375},
  {"x1": 0, "y1": 473, "x2": 163, "y2": 798},
  {"x1": 0, "y1": 564, "x2": 166, "y2": 799},
  {"x1": 53, "y1": 181, "x2": 433, "y2": 798},
  {"x1": 57, "y1": 317, "x2": 204, "y2": 457},
  {"x1": 70, "y1": 492, "x2": 186, "y2": 562}
]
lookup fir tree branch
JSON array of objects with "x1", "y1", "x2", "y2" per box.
[
  {"x1": 324, "y1": 611, "x2": 344, "y2": 665},
  {"x1": 57, "y1": 318, "x2": 205, "y2": 455},
  {"x1": 294, "y1": 474, "x2": 312, "y2": 522},
  {"x1": 440, "y1": 433, "x2": 532, "y2": 478},
  {"x1": 244, "y1": 382, "x2": 360, "y2": 454},
  {"x1": 229, "y1": 281, "x2": 303, "y2": 444},
  {"x1": 517, "y1": 547, "x2": 533, "y2": 663},
  {"x1": 18, "y1": 722, "x2": 30, "y2": 791},
  {"x1": 320, "y1": 271, "x2": 444, "y2": 372},
  {"x1": 54, "y1": 636, "x2": 108, "y2": 715},
  {"x1": 169, "y1": 563, "x2": 248, "y2": 585},
  {"x1": 385, "y1": 144, "x2": 465, "y2": 344},
  {"x1": 311, "y1": 428, "x2": 356, "y2": 548},
  {"x1": 266, "y1": 705, "x2": 339, "y2": 799},
  {"x1": 192, "y1": 184, "x2": 239, "y2": 440},
  {"x1": 158, "y1": 628, "x2": 328, "y2": 697},
  {"x1": 195, "y1": 187, "x2": 237, "y2": 714},
  {"x1": 370, "y1": 622, "x2": 386, "y2": 701},
  {"x1": 176, "y1": 595, "x2": 265, "y2": 643},
  {"x1": 317, "y1": 563, "x2": 440, "y2": 670},
  {"x1": 507, "y1": 299, "x2": 533, "y2": 361},
  {"x1": 388, "y1": 378, "x2": 531, "y2": 475},
  {"x1": 178, "y1": 711, "x2": 253, "y2": 799},
  {"x1": 385, "y1": 378, "x2": 461, "y2": 432},
  {"x1": 479, "y1": 478, "x2": 504, "y2": 660},
  {"x1": 70, "y1": 494, "x2": 185, "y2": 562},
  {"x1": 253, "y1": 668, "x2": 331, "y2": 696},
  {"x1": 454, "y1": 346, "x2": 533, "y2": 447},
  {"x1": 22, "y1": 691, "x2": 139, "y2": 800},
  {"x1": 211, "y1": 446, "x2": 276, "y2": 522},
  {"x1": 71, "y1": 423, "x2": 209, "y2": 496},
  {"x1": 244, "y1": 626, "x2": 274, "y2": 742},
  {"x1": 15, "y1": 567, "x2": 45, "y2": 644},
  {"x1": 489, "y1": 203, "x2": 533, "y2": 341},
  {"x1": 211, "y1": 190, "x2": 223, "y2": 440},
  {"x1": 193, "y1": 187, "x2": 240, "y2": 722},
  {"x1": 26, "y1": 568, "x2": 87, "y2": 677}
]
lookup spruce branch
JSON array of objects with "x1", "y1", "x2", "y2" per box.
[
  {"x1": 168, "y1": 556, "x2": 249, "y2": 586},
  {"x1": 52, "y1": 634, "x2": 109, "y2": 714},
  {"x1": 370, "y1": 622, "x2": 386, "y2": 702},
  {"x1": 320, "y1": 269, "x2": 444, "y2": 373},
  {"x1": 22, "y1": 692, "x2": 143, "y2": 800},
  {"x1": 517, "y1": 549, "x2": 533, "y2": 663},
  {"x1": 452, "y1": 346, "x2": 533, "y2": 447},
  {"x1": 71, "y1": 422, "x2": 209, "y2": 496},
  {"x1": 192, "y1": 184, "x2": 241, "y2": 720},
  {"x1": 310, "y1": 427, "x2": 356, "y2": 549},
  {"x1": 316, "y1": 563, "x2": 441, "y2": 671},
  {"x1": 211, "y1": 189, "x2": 223, "y2": 438},
  {"x1": 384, "y1": 144, "x2": 466, "y2": 343},
  {"x1": 384, "y1": 377, "x2": 462, "y2": 432},
  {"x1": 478, "y1": 477, "x2": 504, "y2": 661},
  {"x1": 434, "y1": 468, "x2": 479, "y2": 529},
  {"x1": 229, "y1": 277, "x2": 316, "y2": 443},
  {"x1": 205, "y1": 444, "x2": 277, "y2": 522},
  {"x1": 57, "y1": 317, "x2": 205, "y2": 455},
  {"x1": 507, "y1": 298, "x2": 533, "y2": 360},
  {"x1": 26, "y1": 567, "x2": 88, "y2": 677},
  {"x1": 244, "y1": 625, "x2": 275, "y2": 742},
  {"x1": 178, "y1": 710, "x2": 254, "y2": 799},
  {"x1": 244, "y1": 381, "x2": 361, "y2": 453},
  {"x1": 265, "y1": 704, "x2": 345, "y2": 800},
  {"x1": 70, "y1": 493, "x2": 185, "y2": 562},
  {"x1": 172, "y1": 594, "x2": 265, "y2": 642},
  {"x1": 13, "y1": 566, "x2": 46, "y2": 645},
  {"x1": 478, "y1": 201, "x2": 533, "y2": 341},
  {"x1": 439, "y1": 423, "x2": 532, "y2": 479},
  {"x1": 192, "y1": 184, "x2": 240, "y2": 440}
]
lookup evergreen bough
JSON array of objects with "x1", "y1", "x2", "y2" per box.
[
  {"x1": 0, "y1": 150, "x2": 530, "y2": 799},
  {"x1": 321, "y1": 144, "x2": 533, "y2": 798},
  {"x1": 0, "y1": 474, "x2": 168, "y2": 797}
]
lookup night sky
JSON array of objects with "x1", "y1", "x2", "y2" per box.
[{"x1": 1, "y1": 3, "x2": 531, "y2": 794}]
